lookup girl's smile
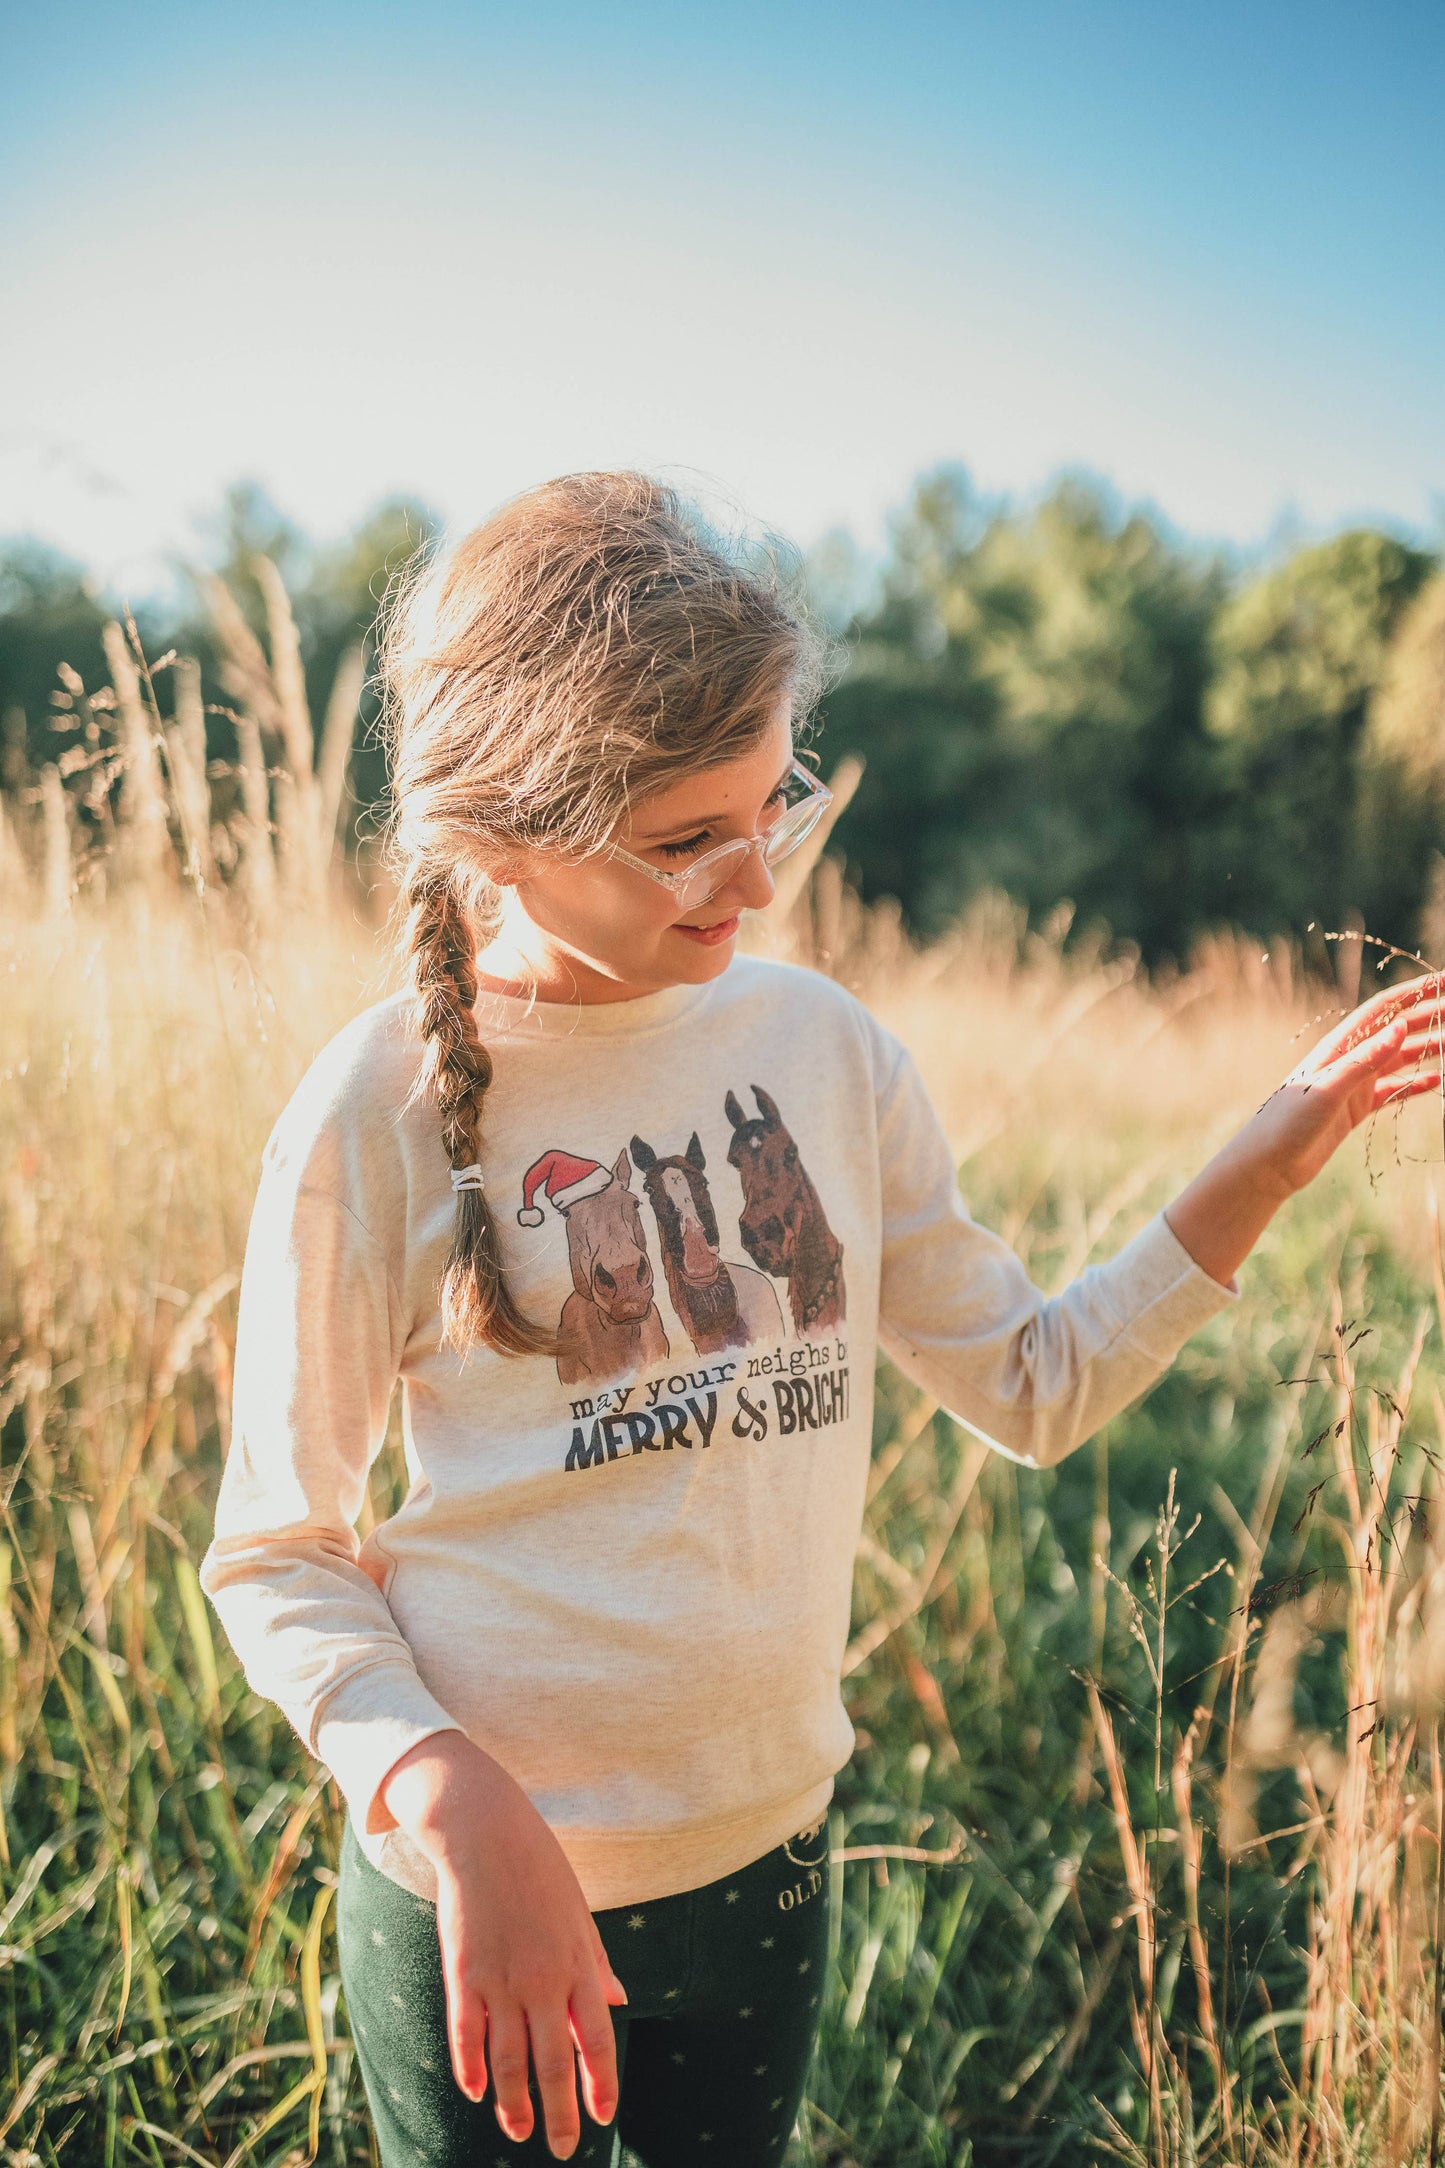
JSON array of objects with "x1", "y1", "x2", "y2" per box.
[{"x1": 672, "y1": 912, "x2": 742, "y2": 945}]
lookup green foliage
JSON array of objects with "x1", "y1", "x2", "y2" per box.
[
  {"x1": 1369, "y1": 573, "x2": 1445, "y2": 789},
  {"x1": 1196, "y1": 531, "x2": 1436, "y2": 941},
  {"x1": 818, "y1": 468, "x2": 1229, "y2": 960},
  {"x1": 0, "y1": 540, "x2": 113, "y2": 778},
  {"x1": 1207, "y1": 529, "x2": 1432, "y2": 746},
  {"x1": 815, "y1": 468, "x2": 1442, "y2": 967}
]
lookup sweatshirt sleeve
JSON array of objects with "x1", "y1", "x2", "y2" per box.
[
  {"x1": 873, "y1": 1036, "x2": 1241, "y2": 1469},
  {"x1": 198, "y1": 1139, "x2": 465, "y2": 1837}
]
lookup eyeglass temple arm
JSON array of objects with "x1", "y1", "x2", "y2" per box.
[{"x1": 610, "y1": 848, "x2": 681, "y2": 889}]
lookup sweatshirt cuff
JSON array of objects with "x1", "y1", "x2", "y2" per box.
[
  {"x1": 1099, "y1": 1207, "x2": 1242, "y2": 1365},
  {"x1": 311, "y1": 1662, "x2": 468, "y2": 1838}
]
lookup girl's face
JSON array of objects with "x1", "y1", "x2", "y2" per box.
[{"x1": 477, "y1": 702, "x2": 795, "y2": 1005}]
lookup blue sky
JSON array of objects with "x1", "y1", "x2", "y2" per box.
[{"x1": 2, "y1": 0, "x2": 1441, "y2": 602}]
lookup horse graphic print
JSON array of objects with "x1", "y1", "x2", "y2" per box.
[
  {"x1": 515, "y1": 1090, "x2": 846, "y2": 1387},
  {"x1": 725, "y1": 1085, "x2": 846, "y2": 1335},
  {"x1": 516, "y1": 1146, "x2": 669, "y2": 1387},
  {"x1": 630, "y1": 1129, "x2": 784, "y2": 1356}
]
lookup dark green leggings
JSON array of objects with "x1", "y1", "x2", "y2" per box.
[{"x1": 337, "y1": 1812, "x2": 834, "y2": 2167}]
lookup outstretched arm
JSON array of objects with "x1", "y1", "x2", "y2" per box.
[
  {"x1": 1163, "y1": 969, "x2": 1445, "y2": 1288},
  {"x1": 871, "y1": 970, "x2": 1445, "y2": 1472}
]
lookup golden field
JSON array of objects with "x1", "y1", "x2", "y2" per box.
[{"x1": 5, "y1": 598, "x2": 1445, "y2": 2164}]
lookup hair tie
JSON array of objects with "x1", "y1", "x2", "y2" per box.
[{"x1": 450, "y1": 1162, "x2": 485, "y2": 1193}]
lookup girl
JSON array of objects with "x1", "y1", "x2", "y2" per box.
[{"x1": 200, "y1": 471, "x2": 1442, "y2": 2168}]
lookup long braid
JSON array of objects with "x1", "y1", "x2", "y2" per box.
[{"x1": 403, "y1": 870, "x2": 562, "y2": 1359}]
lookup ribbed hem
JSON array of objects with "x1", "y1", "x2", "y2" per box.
[
  {"x1": 1105, "y1": 1208, "x2": 1242, "y2": 1363},
  {"x1": 354, "y1": 1774, "x2": 839, "y2": 1912},
  {"x1": 311, "y1": 1662, "x2": 467, "y2": 1837}
]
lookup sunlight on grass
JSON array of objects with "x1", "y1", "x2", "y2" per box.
[{"x1": 5, "y1": 598, "x2": 1445, "y2": 2164}]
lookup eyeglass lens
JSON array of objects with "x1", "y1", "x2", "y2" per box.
[{"x1": 679, "y1": 791, "x2": 826, "y2": 907}]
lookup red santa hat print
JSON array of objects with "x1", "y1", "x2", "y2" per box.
[{"x1": 516, "y1": 1148, "x2": 615, "y2": 1226}]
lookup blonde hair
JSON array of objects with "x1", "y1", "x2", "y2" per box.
[{"x1": 375, "y1": 470, "x2": 825, "y2": 1359}]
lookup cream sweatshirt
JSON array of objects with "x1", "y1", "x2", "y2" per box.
[{"x1": 199, "y1": 953, "x2": 1240, "y2": 1910}]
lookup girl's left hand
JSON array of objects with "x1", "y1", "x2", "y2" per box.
[{"x1": 1248, "y1": 968, "x2": 1445, "y2": 1200}]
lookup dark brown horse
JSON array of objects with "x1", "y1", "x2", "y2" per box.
[
  {"x1": 629, "y1": 1130, "x2": 784, "y2": 1355},
  {"x1": 723, "y1": 1086, "x2": 846, "y2": 1335}
]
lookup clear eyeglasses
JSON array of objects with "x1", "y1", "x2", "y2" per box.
[{"x1": 603, "y1": 760, "x2": 834, "y2": 913}]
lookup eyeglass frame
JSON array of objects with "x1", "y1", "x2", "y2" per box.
[{"x1": 600, "y1": 759, "x2": 834, "y2": 906}]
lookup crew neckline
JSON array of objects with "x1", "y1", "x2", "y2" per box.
[{"x1": 469, "y1": 967, "x2": 725, "y2": 1040}]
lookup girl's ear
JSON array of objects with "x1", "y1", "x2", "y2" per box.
[{"x1": 475, "y1": 846, "x2": 530, "y2": 888}]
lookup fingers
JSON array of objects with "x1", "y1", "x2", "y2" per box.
[
  {"x1": 443, "y1": 1960, "x2": 611, "y2": 2158},
  {"x1": 590, "y1": 1921, "x2": 629, "y2": 2009},
  {"x1": 570, "y1": 1959, "x2": 622, "y2": 2129},
  {"x1": 485, "y1": 1999, "x2": 538, "y2": 2146},
  {"x1": 1366, "y1": 973, "x2": 1445, "y2": 1041},
  {"x1": 1370, "y1": 967, "x2": 1445, "y2": 1014},
  {"x1": 1385, "y1": 1030, "x2": 1445, "y2": 1074},
  {"x1": 1351, "y1": 1019, "x2": 1445, "y2": 1076},
  {"x1": 1305, "y1": 1013, "x2": 1407, "y2": 1092},
  {"x1": 528, "y1": 1998, "x2": 591, "y2": 2160},
  {"x1": 1350, "y1": 1015, "x2": 1408, "y2": 1070},
  {"x1": 1389, "y1": 991, "x2": 1445, "y2": 1045},
  {"x1": 1375, "y1": 1070, "x2": 1443, "y2": 1110},
  {"x1": 443, "y1": 1958, "x2": 489, "y2": 2105},
  {"x1": 1400, "y1": 1018, "x2": 1445, "y2": 1052},
  {"x1": 1321, "y1": 971, "x2": 1445, "y2": 1061}
]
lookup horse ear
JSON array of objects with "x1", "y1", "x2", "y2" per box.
[
  {"x1": 685, "y1": 1131, "x2": 706, "y2": 1169},
  {"x1": 630, "y1": 1134, "x2": 657, "y2": 1172},
  {"x1": 613, "y1": 1146, "x2": 632, "y2": 1185},
  {"x1": 724, "y1": 1090, "x2": 746, "y2": 1131},
  {"x1": 752, "y1": 1085, "x2": 782, "y2": 1130}
]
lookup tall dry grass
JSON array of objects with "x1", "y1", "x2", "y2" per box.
[{"x1": 3, "y1": 592, "x2": 1445, "y2": 2162}]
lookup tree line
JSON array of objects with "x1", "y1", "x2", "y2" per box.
[
  {"x1": 2, "y1": 470, "x2": 1443, "y2": 970},
  {"x1": 813, "y1": 467, "x2": 1445, "y2": 970}
]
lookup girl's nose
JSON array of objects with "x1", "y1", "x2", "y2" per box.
[{"x1": 721, "y1": 840, "x2": 776, "y2": 915}]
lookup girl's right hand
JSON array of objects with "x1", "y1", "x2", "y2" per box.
[{"x1": 377, "y1": 1731, "x2": 627, "y2": 2161}]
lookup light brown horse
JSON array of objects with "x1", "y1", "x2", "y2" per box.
[
  {"x1": 630, "y1": 1129, "x2": 784, "y2": 1355},
  {"x1": 555, "y1": 1148, "x2": 669, "y2": 1386},
  {"x1": 724, "y1": 1086, "x2": 846, "y2": 1336}
]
